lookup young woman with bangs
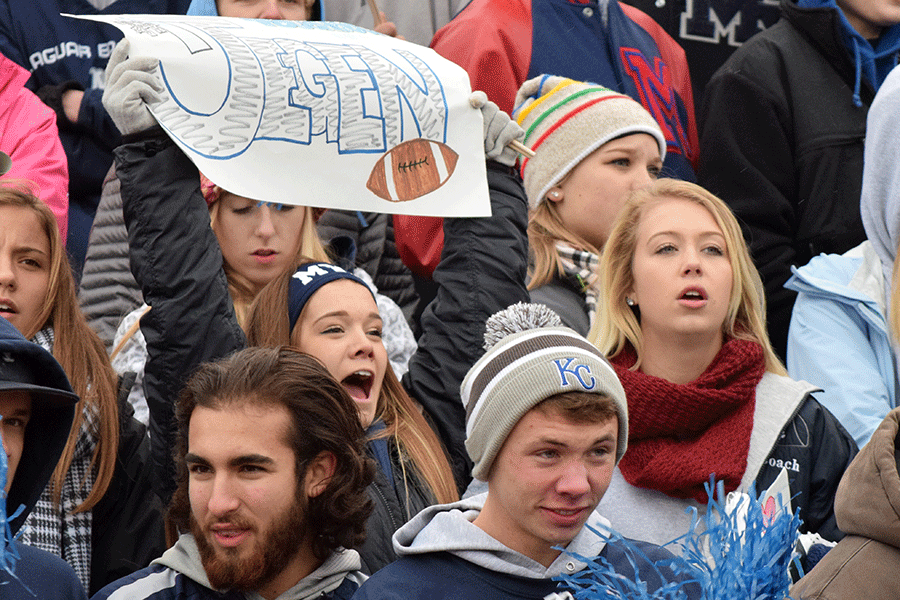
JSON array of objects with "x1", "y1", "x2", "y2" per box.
[{"x1": 513, "y1": 76, "x2": 666, "y2": 336}]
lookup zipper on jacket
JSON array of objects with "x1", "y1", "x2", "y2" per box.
[{"x1": 373, "y1": 480, "x2": 401, "y2": 533}]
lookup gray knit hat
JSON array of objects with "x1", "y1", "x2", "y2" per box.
[
  {"x1": 461, "y1": 303, "x2": 628, "y2": 481},
  {"x1": 513, "y1": 75, "x2": 666, "y2": 209}
]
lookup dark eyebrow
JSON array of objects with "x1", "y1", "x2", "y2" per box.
[
  {"x1": 184, "y1": 453, "x2": 209, "y2": 466},
  {"x1": 183, "y1": 453, "x2": 275, "y2": 468},
  {"x1": 536, "y1": 433, "x2": 617, "y2": 448},
  {"x1": 229, "y1": 454, "x2": 274, "y2": 468}
]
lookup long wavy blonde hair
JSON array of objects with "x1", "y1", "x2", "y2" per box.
[{"x1": 588, "y1": 179, "x2": 785, "y2": 375}]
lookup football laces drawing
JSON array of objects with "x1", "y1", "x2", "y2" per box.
[{"x1": 367, "y1": 138, "x2": 459, "y2": 202}]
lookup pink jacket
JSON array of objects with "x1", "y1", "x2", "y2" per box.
[{"x1": 0, "y1": 51, "x2": 68, "y2": 240}]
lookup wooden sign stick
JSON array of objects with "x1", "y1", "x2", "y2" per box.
[
  {"x1": 366, "y1": 0, "x2": 384, "y2": 26},
  {"x1": 509, "y1": 139, "x2": 536, "y2": 158}
]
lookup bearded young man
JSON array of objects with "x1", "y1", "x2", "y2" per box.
[{"x1": 91, "y1": 347, "x2": 374, "y2": 600}]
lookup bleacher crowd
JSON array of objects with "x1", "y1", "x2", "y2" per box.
[{"x1": 1, "y1": 0, "x2": 899, "y2": 598}]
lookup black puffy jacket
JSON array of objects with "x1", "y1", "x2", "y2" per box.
[
  {"x1": 117, "y1": 132, "x2": 247, "y2": 504},
  {"x1": 89, "y1": 376, "x2": 166, "y2": 595},
  {"x1": 402, "y1": 161, "x2": 530, "y2": 490}
]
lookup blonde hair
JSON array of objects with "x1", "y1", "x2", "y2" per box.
[
  {"x1": 0, "y1": 182, "x2": 120, "y2": 511},
  {"x1": 890, "y1": 251, "x2": 900, "y2": 344},
  {"x1": 588, "y1": 179, "x2": 785, "y2": 375},
  {"x1": 113, "y1": 199, "x2": 331, "y2": 359},
  {"x1": 527, "y1": 198, "x2": 602, "y2": 290},
  {"x1": 207, "y1": 200, "x2": 329, "y2": 328},
  {"x1": 245, "y1": 267, "x2": 459, "y2": 507}
]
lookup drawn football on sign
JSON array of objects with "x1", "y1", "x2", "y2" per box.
[{"x1": 367, "y1": 138, "x2": 459, "y2": 202}]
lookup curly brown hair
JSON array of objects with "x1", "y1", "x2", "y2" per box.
[{"x1": 167, "y1": 346, "x2": 374, "y2": 559}]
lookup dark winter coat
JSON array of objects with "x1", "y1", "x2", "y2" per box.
[
  {"x1": 360, "y1": 438, "x2": 436, "y2": 574},
  {"x1": 88, "y1": 375, "x2": 167, "y2": 595},
  {"x1": 698, "y1": 0, "x2": 899, "y2": 357},
  {"x1": 529, "y1": 275, "x2": 590, "y2": 336},
  {"x1": 401, "y1": 161, "x2": 530, "y2": 490}
]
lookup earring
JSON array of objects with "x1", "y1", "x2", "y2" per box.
[
  {"x1": 625, "y1": 297, "x2": 635, "y2": 307},
  {"x1": 548, "y1": 189, "x2": 562, "y2": 201}
]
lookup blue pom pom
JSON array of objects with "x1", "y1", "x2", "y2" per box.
[
  {"x1": 555, "y1": 478, "x2": 802, "y2": 600},
  {"x1": 1, "y1": 423, "x2": 25, "y2": 589},
  {"x1": 557, "y1": 528, "x2": 699, "y2": 600}
]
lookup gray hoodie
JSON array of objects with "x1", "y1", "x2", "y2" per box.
[
  {"x1": 151, "y1": 534, "x2": 367, "y2": 600},
  {"x1": 860, "y1": 66, "x2": 900, "y2": 296},
  {"x1": 391, "y1": 492, "x2": 611, "y2": 579}
]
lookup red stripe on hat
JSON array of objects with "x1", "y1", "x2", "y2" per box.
[{"x1": 521, "y1": 94, "x2": 631, "y2": 174}]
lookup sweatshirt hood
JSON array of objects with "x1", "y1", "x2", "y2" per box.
[
  {"x1": 0, "y1": 318, "x2": 78, "y2": 536},
  {"x1": 834, "y1": 408, "x2": 900, "y2": 547},
  {"x1": 796, "y1": 0, "x2": 900, "y2": 106},
  {"x1": 393, "y1": 492, "x2": 610, "y2": 579},
  {"x1": 187, "y1": 0, "x2": 218, "y2": 16},
  {"x1": 860, "y1": 66, "x2": 900, "y2": 304},
  {"x1": 155, "y1": 534, "x2": 366, "y2": 599}
]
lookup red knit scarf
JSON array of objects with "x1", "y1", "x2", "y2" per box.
[{"x1": 610, "y1": 338, "x2": 765, "y2": 503}]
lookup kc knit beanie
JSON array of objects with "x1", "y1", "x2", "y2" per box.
[
  {"x1": 461, "y1": 303, "x2": 628, "y2": 481},
  {"x1": 513, "y1": 75, "x2": 666, "y2": 208}
]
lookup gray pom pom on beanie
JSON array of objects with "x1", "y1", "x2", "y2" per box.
[
  {"x1": 461, "y1": 302, "x2": 629, "y2": 481},
  {"x1": 513, "y1": 75, "x2": 666, "y2": 209}
]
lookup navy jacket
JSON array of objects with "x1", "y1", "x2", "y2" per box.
[{"x1": 1, "y1": 542, "x2": 87, "y2": 600}]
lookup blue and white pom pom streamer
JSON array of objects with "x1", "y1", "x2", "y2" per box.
[
  {"x1": 556, "y1": 479, "x2": 802, "y2": 600},
  {"x1": 1, "y1": 422, "x2": 24, "y2": 588}
]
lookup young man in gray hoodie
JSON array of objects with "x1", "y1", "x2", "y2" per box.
[
  {"x1": 352, "y1": 305, "x2": 698, "y2": 600},
  {"x1": 91, "y1": 347, "x2": 375, "y2": 600}
]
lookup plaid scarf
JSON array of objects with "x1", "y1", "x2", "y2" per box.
[
  {"x1": 555, "y1": 241, "x2": 601, "y2": 326},
  {"x1": 20, "y1": 327, "x2": 94, "y2": 591}
]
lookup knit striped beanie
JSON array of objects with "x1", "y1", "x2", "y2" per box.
[
  {"x1": 513, "y1": 75, "x2": 666, "y2": 209},
  {"x1": 461, "y1": 303, "x2": 628, "y2": 481}
]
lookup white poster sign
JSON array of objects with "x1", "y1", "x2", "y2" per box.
[{"x1": 76, "y1": 15, "x2": 490, "y2": 217}]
